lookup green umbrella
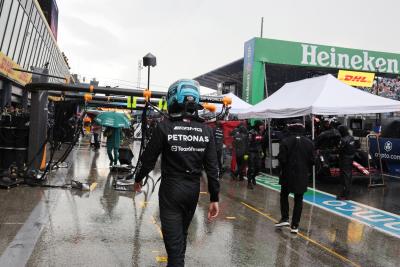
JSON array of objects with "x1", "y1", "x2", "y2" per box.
[{"x1": 94, "y1": 112, "x2": 130, "y2": 128}]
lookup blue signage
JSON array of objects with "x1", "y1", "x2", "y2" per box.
[
  {"x1": 369, "y1": 137, "x2": 400, "y2": 175},
  {"x1": 257, "y1": 174, "x2": 400, "y2": 239}
]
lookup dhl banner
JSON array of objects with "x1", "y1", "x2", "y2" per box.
[
  {"x1": 0, "y1": 51, "x2": 32, "y2": 85},
  {"x1": 338, "y1": 70, "x2": 375, "y2": 88}
]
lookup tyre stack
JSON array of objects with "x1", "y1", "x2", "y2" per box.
[{"x1": 0, "y1": 114, "x2": 29, "y2": 170}]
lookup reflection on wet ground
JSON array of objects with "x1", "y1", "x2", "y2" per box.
[
  {"x1": 0, "y1": 141, "x2": 399, "y2": 266},
  {"x1": 316, "y1": 175, "x2": 400, "y2": 216}
]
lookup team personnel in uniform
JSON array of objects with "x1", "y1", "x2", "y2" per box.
[
  {"x1": 231, "y1": 125, "x2": 248, "y2": 181},
  {"x1": 336, "y1": 125, "x2": 355, "y2": 200},
  {"x1": 133, "y1": 79, "x2": 220, "y2": 267},
  {"x1": 276, "y1": 121, "x2": 314, "y2": 234},
  {"x1": 247, "y1": 123, "x2": 264, "y2": 189},
  {"x1": 214, "y1": 121, "x2": 224, "y2": 178}
]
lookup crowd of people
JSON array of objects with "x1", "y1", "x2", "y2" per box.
[
  {"x1": 226, "y1": 121, "x2": 266, "y2": 189},
  {"x1": 215, "y1": 118, "x2": 356, "y2": 233},
  {"x1": 360, "y1": 77, "x2": 400, "y2": 100},
  {"x1": 72, "y1": 79, "x2": 359, "y2": 266}
]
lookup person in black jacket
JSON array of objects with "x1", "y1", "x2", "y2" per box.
[
  {"x1": 214, "y1": 121, "x2": 224, "y2": 178},
  {"x1": 336, "y1": 125, "x2": 355, "y2": 200},
  {"x1": 231, "y1": 125, "x2": 248, "y2": 181},
  {"x1": 133, "y1": 79, "x2": 220, "y2": 267},
  {"x1": 247, "y1": 123, "x2": 264, "y2": 189},
  {"x1": 276, "y1": 120, "x2": 314, "y2": 234}
]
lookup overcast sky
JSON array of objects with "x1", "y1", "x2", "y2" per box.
[{"x1": 57, "y1": 0, "x2": 400, "y2": 93}]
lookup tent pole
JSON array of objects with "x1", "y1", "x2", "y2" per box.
[
  {"x1": 312, "y1": 115, "x2": 316, "y2": 192},
  {"x1": 268, "y1": 118, "x2": 272, "y2": 175}
]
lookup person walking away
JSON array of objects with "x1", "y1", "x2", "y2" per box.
[
  {"x1": 336, "y1": 125, "x2": 355, "y2": 200},
  {"x1": 275, "y1": 121, "x2": 314, "y2": 234},
  {"x1": 231, "y1": 125, "x2": 248, "y2": 181},
  {"x1": 229, "y1": 124, "x2": 241, "y2": 177},
  {"x1": 257, "y1": 122, "x2": 267, "y2": 172},
  {"x1": 133, "y1": 79, "x2": 220, "y2": 267},
  {"x1": 92, "y1": 122, "x2": 102, "y2": 149},
  {"x1": 105, "y1": 127, "x2": 122, "y2": 166},
  {"x1": 214, "y1": 121, "x2": 224, "y2": 178},
  {"x1": 247, "y1": 123, "x2": 264, "y2": 189}
]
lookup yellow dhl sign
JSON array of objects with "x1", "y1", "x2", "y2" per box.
[
  {"x1": 0, "y1": 51, "x2": 32, "y2": 85},
  {"x1": 338, "y1": 70, "x2": 375, "y2": 88}
]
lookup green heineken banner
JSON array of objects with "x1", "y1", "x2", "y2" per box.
[{"x1": 243, "y1": 37, "x2": 400, "y2": 105}]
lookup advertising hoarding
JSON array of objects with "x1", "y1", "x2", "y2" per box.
[
  {"x1": 244, "y1": 37, "x2": 400, "y2": 104},
  {"x1": 338, "y1": 70, "x2": 375, "y2": 87},
  {"x1": 0, "y1": 51, "x2": 32, "y2": 85}
]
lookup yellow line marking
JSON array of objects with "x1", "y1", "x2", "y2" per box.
[
  {"x1": 241, "y1": 202, "x2": 278, "y2": 223},
  {"x1": 151, "y1": 250, "x2": 160, "y2": 253},
  {"x1": 226, "y1": 216, "x2": 236, "y2": 220},
  {"x1": 90, "y1": 182, "x2": 97, "y2": 191},
  {"x1": 139, "y1": 201, "x2": 152, "y2": 208},
  {"x1": 200, "y1": 192, "x2": 208, "y2": 194},
  {"x1": 151, "y1": 215, "x2": 163, "y2": 238},
  {"x1": 241, "y1": 202, "x2": 361, "y2": 267},
  {"x1": 156, "y1": 256, "x2": 168, "y2": 262}
]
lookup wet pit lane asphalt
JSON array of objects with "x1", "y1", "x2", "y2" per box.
[{"x1": 0, "y1": 141, "x2": 399, "y2": 267}]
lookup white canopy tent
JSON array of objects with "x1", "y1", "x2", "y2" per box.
[
  {"x1": 238, "y1": 74, "x2": 400, "y2": 119},
  {"x1": 237, "y1": 74, "x2": 400, "y2": 190},
  {"x1": 215, "y1": 92, "x2": 253, "y2": 114}
]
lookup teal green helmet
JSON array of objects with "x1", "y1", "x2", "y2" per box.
[{"x1": 166, "y1": 79, "x2": 200, "y2": 111}]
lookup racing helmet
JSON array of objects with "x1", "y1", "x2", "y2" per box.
[{"x1": 167, "y1": 79, "x2": 200, "y2": 112}]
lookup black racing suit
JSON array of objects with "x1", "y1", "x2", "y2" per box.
[
  {"x1": 232, "y1": 131, "x2": 248, "y2": 180},
  {"x1": 214, "y1": 126, "x2": 224, "y2": 176},
  {"x1": 135, "y1": 118, "x2": 220, "y2": 267},
  {"x1": 247, "y1": 129, "x2": 264, "y2": 185},
  {"x1": 338, "y1": 135, "x2": 355, "y2": 198}
]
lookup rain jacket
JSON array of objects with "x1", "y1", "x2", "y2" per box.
[
  {"x1": 232, "y1": 130, "x2": 248, "y2": 156},
  {"x1": 248, "y1": 129, "x2": 263, "y2": 153},
  {"x1": 214, "y1": 127, "x2": 224, "y2": 151},
  {"x1": 338, "y1": 126, "x2": 356, "y2": 158},
  {"x1": 278, "y1": 128, "x2": 315, "y2": 194}
]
